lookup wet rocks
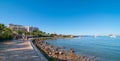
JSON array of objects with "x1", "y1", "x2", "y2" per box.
[{"x1": 34, "y1": 38, "x2": 96, "y2": 61}]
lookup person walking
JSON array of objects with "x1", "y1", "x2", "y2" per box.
[{"x1": 22, "y1": 33, "x2": 25, "y2": 41}]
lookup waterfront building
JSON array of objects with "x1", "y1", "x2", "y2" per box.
[
  {"x1": 8, "y1": 24, "x2": 39, "y2": 32},
  {"x1": 25, "y1": 26, "x2": 39, "y2": 32},
  {"x1": 8, "y1": 24, "x2": 26, "y2": 32}
]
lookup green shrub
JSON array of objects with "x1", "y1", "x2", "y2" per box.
[{"x1": 0, "y1": 24, "x2": 13, "y2": 42}]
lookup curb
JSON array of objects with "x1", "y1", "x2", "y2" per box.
[{"x1": 29, "y1": 39, "x2": 48, "y2": 61}]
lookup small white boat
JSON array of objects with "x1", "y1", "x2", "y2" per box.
[{"x1": 110, "y1": 35, "x2": 116, "y2": 38}]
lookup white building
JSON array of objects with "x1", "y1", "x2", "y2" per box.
[
  {"x1": 8, "y1": 24, "x2": 39, "y2": 32},
  {"x1": 25, "y1": 26, "x2": 39, "y2": 32},
  {"x1": 8, "y1": 24, "x2": 26, "y2": 32}
]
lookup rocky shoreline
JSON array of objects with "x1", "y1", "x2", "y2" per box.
[{"x1": 33, "y1": 38, "x2": 96, "y2": 61}]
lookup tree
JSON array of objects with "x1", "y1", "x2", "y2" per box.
[
  {"x1": 0, "y1": 24, "x2": 5, "y2": 35},
  {"x1": 24, "y1": 32, "x2": 30, "y2": 35},
  {"x1": 3, "y1": 28, "x2": 13, "y2": 40},
  {"x1": 50, "y1": 33, "x2": 57, "y2": 37},
  {"x1": 16, "y1": 30, "x2": 23, "y2": 35},
  {"x1": 0, "y1": 24, "x2": 5, "y2": 31},
  {"x1": 31, "y1": 30, "x2": 40, "y2": 36},
  {"x1": 31, "y1": 30, "x2": 48, "y2": 37},
  {"x1": 0, "y1": 24, "x2": 13, "y2": 41}
]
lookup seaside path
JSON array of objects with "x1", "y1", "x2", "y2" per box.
[{"x1": 0, "y1": 39, "x2": 48, "y2": 61}]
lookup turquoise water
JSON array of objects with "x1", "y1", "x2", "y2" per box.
[{"x1": 46, "y1": 36, "x2": 120, "y2": 61}]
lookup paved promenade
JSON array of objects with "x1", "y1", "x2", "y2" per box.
[{"x1": 0, "y1": 39, "x2": 47, "y2": 61}]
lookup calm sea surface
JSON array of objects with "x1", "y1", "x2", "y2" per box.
[{"x1": 46, "y1": 36, "x2": 120, "y2": 61}]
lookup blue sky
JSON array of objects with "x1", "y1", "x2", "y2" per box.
[{"x1": 0, "y1": 0, "x2": 120, "y2": 35}]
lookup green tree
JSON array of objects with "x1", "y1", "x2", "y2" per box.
[
  {"x1": 2, "y1": 28, "x2": 13, "y2": 40},
  {"x1": 50, "y1": 33, "x2": 57, "y2": 37},
  {"x1": 31, "y1": 30, "x2": 48, "y2": 37},
  {"x1": 25, "y1": 32, "x2": 30, "y2": 35},
  {"x1": 0, "y1": 24, "x2": 5, "y2": 35},
  {"x1": 0, "y1": 24, "x2": 5, "y2": 31},
  {"x1": 16, "y1": 30, "x2": 23, "y2": 35},
  {"x1": 31, "y1": 30, "x2": 40, "y2": 36},
  {"x1": 0, "y1": 24, "x2": 13, "y2": 41}
]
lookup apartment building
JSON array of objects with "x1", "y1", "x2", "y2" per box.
[{"x1": 8, "y1": 24, "x2": 39, "y2": 32}]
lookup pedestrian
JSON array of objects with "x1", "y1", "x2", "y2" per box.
[{"x1": 22, "y1": 33, "x2": 25, "y2": 41}]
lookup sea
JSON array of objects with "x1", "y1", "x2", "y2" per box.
[{"x1": 46, "y1": 36, "x2": 120, "y2": 61}]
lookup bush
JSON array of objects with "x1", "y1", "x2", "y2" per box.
[{"x1": 0, "y1": 24, "x2": 13, "y2": 42}]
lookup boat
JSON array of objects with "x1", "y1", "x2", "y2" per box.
[{"x1": 110, "y1": 35, "x2": 116, "y2": 38}]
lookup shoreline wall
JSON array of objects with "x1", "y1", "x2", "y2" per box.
[
  {"x1": 33, "y1": 38, "x2": 96, "y2": 61},
  {"x1": 29, "y1": 38, "x2": 48, "y2": 61}
]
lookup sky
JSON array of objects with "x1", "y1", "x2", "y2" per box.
[{"x1": 0, "y1": 0, "x2": 120, "y2": 35}]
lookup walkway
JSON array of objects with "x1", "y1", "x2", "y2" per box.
[{"x1": 0, "y1": 39, "x2": 48, "y2": 61}]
